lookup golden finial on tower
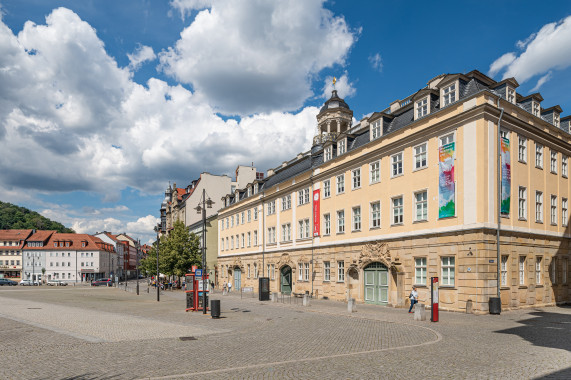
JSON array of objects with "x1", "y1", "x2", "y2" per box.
[{"x1": 333, "y1": 76, "x2": 337, "y2": 89}]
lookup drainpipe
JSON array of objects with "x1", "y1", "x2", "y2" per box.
[{"x1": 494, "y1": 97, "x2": 505, "y2": 313}]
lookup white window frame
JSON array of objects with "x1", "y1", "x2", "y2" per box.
[
  {"x1": 337, "y1": 261, "x2": 345, "y2": 282},
  {"x1": 551, "y1": 195, "x2": 557, "y2": 225},
  {"x1": 281, "y1": 223, "x2": 291, "y2": 242},
  {"x1": 304, "y1": 262, "x2": 309, "y2": 281},
  {"x1": 414, "y1": 190, "x2": 428, "y2": 222},
  {"x1": 253, "y1": 230, "x2": 258, "y2": 246},
  {"x1": 501, "y1": 255, "x2": 509, "y2": 286},
  {"x1": 391, "y1": 152, "x2": 403, "y2": 177},
  {"x1": 392, "y1": 196, "x2": 404, "y2": 225},
  {"x1": 336, "y1": 174, "x2": 345, "y2": 194},
  {"x1": 518, "y1": 187, "x2": 527, "y2": 220},
  {"x1": 563, "y1": 198, "x2": 568, "y2": 227},
  {"x1": 338, "y1": 139, "x2": 346, "y2": 155},
  {"x1": 416, "y1": 97, "x2": 428, "y2": 119},
  {"x1": 324, "y1": 179, "x2": 331, "y2": 198},
  {"x1": 551, "y1": 258, "x2": 557, "y2": 285},
  {"x1": 518, "y1": 137, "x2": 527, "y2": 163},
  {"x1": 519, "y1": 256, "x2": 526, "y2": 285},
  {"x1": 441, "y1": 257, "x2": 455, "y2": 286},
  {"x1": 415, "y1": 258, "x2": 427, "y2": 285},
  {"x1": 370, "y1": 201, "x2": 381, "y2": 229},
  {"x1": 563, "y1": 155, "x2": 568, "y2": 178},
  {"x1": 351, "y1": 168, "x2": 361, "y2": 190},
  {"x1": 324, "y1": 213, "x2": 331, "y2": 235},
  {"x1": 563, "y1": 258, "x2": 568, "y2": 284},
  {"x1": 324, "y1": 145, "x2": 332, "y2": 162},
  {"x1": 352, "y1": 206, "x2": 361, "y2": 231},
  {"x1": 536, "y1": 257, "x2": 542, "y2": 285},
  {"x1": 535, "y1": 191, "x2": 543, "y2": 223},
  {"x1": 551, "y1": 151, "x2": 558, "y2": 174},
  {"x1": 532, "y1": 101, "x2": 540, "y2": 117},
  {"x1": 298, "y1": 263, "x2": 303, "y2": 281},
  {"x1": 371, "y1": 120, "x2": 382, "y2": 140},
  {"x1": 507, "y1": 87, "x2": 515, "y2": 104},
  {"x1": 413, "y1": 143, "x2": 427, "y2": 170},
  {"x1": 247, "y1": 232, "x2": 251, "y2": 247},
  {"x1": 442, "y1": 83, "x2": 456, "y2": 106},
  {"x1": 535, "y1": 143, "x2": 543, "y2": 169},
  {"x1": 253, "y1": 207, "x2": 258, "y2": 221},
  {"x1": 324, "y1": 261, "x2": 331, "y2": 281},
  {"x1": 369, "y1": 160, "x2": 380, "y2": 184},
  {"x1": 337, "y1": 210, "x2": 345, "y2": 233}
]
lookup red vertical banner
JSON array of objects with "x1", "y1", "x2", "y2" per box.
[
  {"x1": 431, "y1": 276, "x2": 439, "y2": 322},
  {"x1": 313, "y1": 189, "x2": 320, "y2": 237}
]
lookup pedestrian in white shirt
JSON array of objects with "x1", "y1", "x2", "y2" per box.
[{"x1": 408, "y1": 286, "x2": 418, "y2": 313}]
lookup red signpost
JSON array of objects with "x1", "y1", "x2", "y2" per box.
[{"x1": 431, "y1": 276, "x2": 439, "y2": 322}]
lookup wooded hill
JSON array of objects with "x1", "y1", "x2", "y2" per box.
[{"x1": 0, "y1": 201, "x2": 74, "y2": 233}]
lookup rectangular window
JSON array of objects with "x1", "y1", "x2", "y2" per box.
[
  {"x1": 441, "y1": 257, "x2": 455, "y2": 286},
  {"x1": 563, "y1": 156, "x2": 568, "y2": 177},
  {"x1": 501, "y1": 255, "x2": 509, "y2": 286},
  {"x1": 241, "y1": 212, "x2": 245, "y2": 224},
  {"x1": 536, "y1": 191, "x2": 543, "y2": 222},
  {"x1": 551, "y1": 258, "x2": 557, "y2": 285},
  {"x1": 247, "y1": 210, "x2": 251, "y2": 222},
  {"x1": 337, "y1": 261, "x2": 345, "y2": 282},
  {"x1": 551, "y1": 195, "x2": 557, "y2": 225},
  {"x1": 352, "y1": 207, "x2": 361, "y2": 231},
  {"x1": 247, "y1": 264, "x2": 251, "y2": 278},
  {"x1": 324, "y1": 261, "x2": 331, "y2": 281},
  {"x1": 247, "y1": 232, "x2": 251, "y2": 247},
  {"x1": 507, "y1": 87, "x2": 515, "y2": 104},
  {"x1": 391, "y1": 152, "x2": 403, "y2": 176},
  {"x1": 304, "y1": 262, "x2": 309, "y2": 281},
  {"x1": 352, "y1": 168, "x2": 361, "y2": 189},
  {"x1": 518, "y1": 137, "x2": 527, "y2": 162},
  {"x1": 337, "y1": 210, "x2": 345, "y2": 233},
  {"x1": 254, "y1": 264, "x2": 258, "y2": 279},
  {"x1": 324, "y1": 146, "x2": 332, "y2": 161},
  {"x1": 221, "y1": 238, "x2": 224, "y2": 251},
  {"x1": 440, "y1": 132, "x2": 455, "y2": 146},
  {"x1": 241, "y1": 233, "x2": 245, "y2": 248},
  {"x1": 518, "y1": 187, "x2": 527, "y2": 220},
  {"x1": 443, "y1": 84, "x2": 456, "y2": 106},
  {"x1": 416, "y1": 97, "x2": 428, "y2": 118},
  {"x1": 414, "y1": 143, "x2": 427, "y2": 170},
  {"x1": 253, "y1": 230, "x2": 258, "y2": 246},
  {"x1": 281, "y1": 223, "x2": 291, "y2": 242},
  {"x1": 324, "y1": 213, "x2": 331, "y2": 235},
  {"x1": 536, "y1": 143, "x2": 543, "y2": 168},
  {"x1": 371, "y1": 201, "x2": 381, "y2": 228},
  {"x1": 415, "y1": 258, "x2": 427, "y2": 285},
  {"x1": 226, "y1": 218, "x2": 229, "y2": 229},
  {"x1": 371, "y1": 120, "x2": 381, "y2": 139},
  {"x1": 392, "y1": 197, "x2": 403, "y2": 224},
  {"x1": 519, "y1": 256, "x2": 526, "y2": 285},
  {"x1": 298, "y1": 264, "x2": 303, "y2": 281},
  {"x1": 282, "y1": 195, "x2": 291, "y2": 210},
  {"x1": 298, "y1": 189, "x2": 310, "y2": 205},
  {"x1": 533, "y1": 101, "x2": 540, "y2": 117},
  {"x1": 324, "y1": 179, "x2": 331, "y2": 198},
  {"x1": 563, "y1": 198, "x2": 568, "y2": 227},
  {"x1": 338, "y1": 139, "x2": 346, "y2": 155},
  {"x1": 551, "y1": 151, "x2": 558, "y2": 173},
  {"x1": 231, "y1": 237, "x2": 234, "y2": 249},
  {"x1": 369, "y1": 161, "x2": 380, "y2": 184},
  {"x1": 563, "y1": 259, "x2": 568, "y2": 284},
  {"x1": 414, "y1": 191, "x2": 428, "y2": 221},
  {"x1": 336, "y1": 174, "x2": 345, "y2": 194},
  {"x1": 271, "y1": 264, "x2": 275, "y2": 280},
  {"x1": 254, "y1": 207, "x2": 258, "y2": 220},
  {"x1": 267, "y1": 227, "x2": 276, "y2": 244},
  {"x1": 298, "y1": 219, "x2": 310, "y2": 239},
  {"x1": 536, "y1": 257, "x2": 542, "y2": 284}
]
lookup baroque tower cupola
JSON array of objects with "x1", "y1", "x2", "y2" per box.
[{"x1": 313, "y1": 87, "x2": 353, "y2": 148}]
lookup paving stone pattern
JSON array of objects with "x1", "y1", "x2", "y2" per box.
[{"x1": 0, "y1": 285, "x2": 569, "y2": 379}]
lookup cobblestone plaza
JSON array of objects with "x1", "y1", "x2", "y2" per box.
[{"x1": 0, "y1": 285, "x2": 569, "y2": 379}]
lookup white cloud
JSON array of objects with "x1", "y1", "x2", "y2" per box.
[
  {"x1": 170, "y1": 0, "x2": 213, "y2": 19},
  {"x1": 368, "y1": 52, "x2": 382, "y2": 72},
  {"x1": 321, "y1": 73, "x2": 355, "y2": 100},
  {"x1": 489, "y1": 16, "x2": 571, "y2": 83},
  {"x1": 488, "y1": 52, "x2": 516, "y2": 77},
  {"x1": 530, "y1": 71, "x2": 553, "y2": 92},
  {"x1": 159, "y1": 0, "x2": 355, "y2": 115},
  {"x1": 127, "y1": 44, "x2": 156, "y2": 71}
]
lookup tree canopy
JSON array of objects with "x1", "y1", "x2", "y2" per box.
[
  {"x1": 139, "y1": 221, "x2": 201, "y2": 278},
  {"x1": 0, "y1": 201, "x2": 74, "y2": 232}
]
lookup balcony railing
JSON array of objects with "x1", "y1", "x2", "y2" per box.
[{"x1": 313, "y1": 132, "x2": 339, "y2": 145}]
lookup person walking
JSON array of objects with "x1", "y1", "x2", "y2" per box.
[
  {"x1": 408, "y1": 286, "x2": 418, "y2": 313},
  {"x1": 227, "y1": 281, "x2": 232, "y2": 293}
]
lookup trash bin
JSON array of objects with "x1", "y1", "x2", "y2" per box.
[
  {"x1": 489, "y1": 297, "x2": 501, "y2": 315},
  {"x1": 211, "y1": 300, "x2": 220, "y2": 318}
]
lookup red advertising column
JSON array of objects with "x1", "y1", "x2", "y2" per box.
[
  {"x1": 313, "y1": 189, "x2": 320, "y2": 237},
  {"x1": 431, "y1": 277, "x2": 439, "y2": 322}
]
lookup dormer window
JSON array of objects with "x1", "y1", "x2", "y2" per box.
[
  {"x1": 338, "y1": 139, "x2": 346, "y2": 155},
  {"x1": 554, "y1": 114, "x2": 560, "y2": 128},
  {"x1": 253, "y1": 185, "x2": 258, "y2": 195},
  {"x1": 82, "y1": 242, "x2": 86, "y2": 247},
  {"x1": 507, "y1": 87, "x2": 515, "y2": 104},
  {"x1": 443, "y1": 84, "x2": 456, "y2": 106},
  {"x1": 371, "y1": 120, "x2": 381, "y2": 140},
  {"x1": 54, "y1": 242, "x2": 57, "y2": 247},
  {"x1": 416, "y1": 98, "x2": 428, "y2": 118},
  {"x1": 533, "y1": 102, "x2": 540, "y2": 117},
  {"x1": 247, "y1": 187, "x2": 251, "y2": 197},
  {"x1": 324, "y1": 146, "x2": 332, "y2": 162},
  {"x1": 65, "y1": 242, "x2": 70, "y2": 247}
]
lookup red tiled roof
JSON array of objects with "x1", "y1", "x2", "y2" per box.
[
  {"x1": 0, "y1": 229, "x2": 33, "y2": 240},
  {"x1": 28, "y1": 230, "x2": 56, "y2": 242},
  {"x1": 176, "y1": 187, "x2": 186, "y2": 201},
  {"x1": 24, "y1": 233, "x2": 114, "y2": 252}
]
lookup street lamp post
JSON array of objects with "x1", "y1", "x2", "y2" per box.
[
  {"x1": 195, "y1": 189, "x2": 213, "y2": 315},
  {"x1": 136, "y1": 239, "x2": 140, "y2": 296},
  {"x1": 154, "y1": 224, "x2": 161, "y2": 302}
]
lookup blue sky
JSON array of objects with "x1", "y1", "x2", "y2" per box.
[{"x1": 1, "y1": 0, "x2": 570, "y2": 243}]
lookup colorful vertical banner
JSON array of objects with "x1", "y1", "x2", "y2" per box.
[
  {"x1": 501, "y1": 137, "x2": 511, "y2": 215},
  {"x1": 313, "y1": 189, "x2": 320, "y2": 237},
  {"x1": 438, "y1": 142, "x2": 455, "y2": 218}
]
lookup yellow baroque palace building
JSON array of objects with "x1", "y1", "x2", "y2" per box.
[{"x1": 217, "y1": 70, "x2": 571, "y2": 313}]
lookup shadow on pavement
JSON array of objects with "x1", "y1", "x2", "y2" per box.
[{"x1": 495, "y1": 307, "x2": 571, "y2": 352}]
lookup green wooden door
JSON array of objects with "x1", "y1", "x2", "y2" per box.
[
  {"x1": 364, "y1": 262, "x2": 388, "y2": 305},
  {"x1": 280, "y1": 266, "x2": 292, "y2": 294},
  {"x1": 234, "y1": 268, "x2": 241, "y2": 291}
]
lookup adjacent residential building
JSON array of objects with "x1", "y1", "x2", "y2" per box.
[
  {"x1": 0, "y1": 229, "x2": 33, "y2": 279},
  {"x1": 217, "y1": 70, "x2": 571, "y2": 313}
]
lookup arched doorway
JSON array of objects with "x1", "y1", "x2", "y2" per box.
[
  {"x1": 234, "y1": 267, "x2": 241, "y2": 291},
  {"x1": 280, "y1": 266, "x2": 292, "y2": 294},
  {"x1": 364, "y1": 262, "x2": 389, "y2": 305}
]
